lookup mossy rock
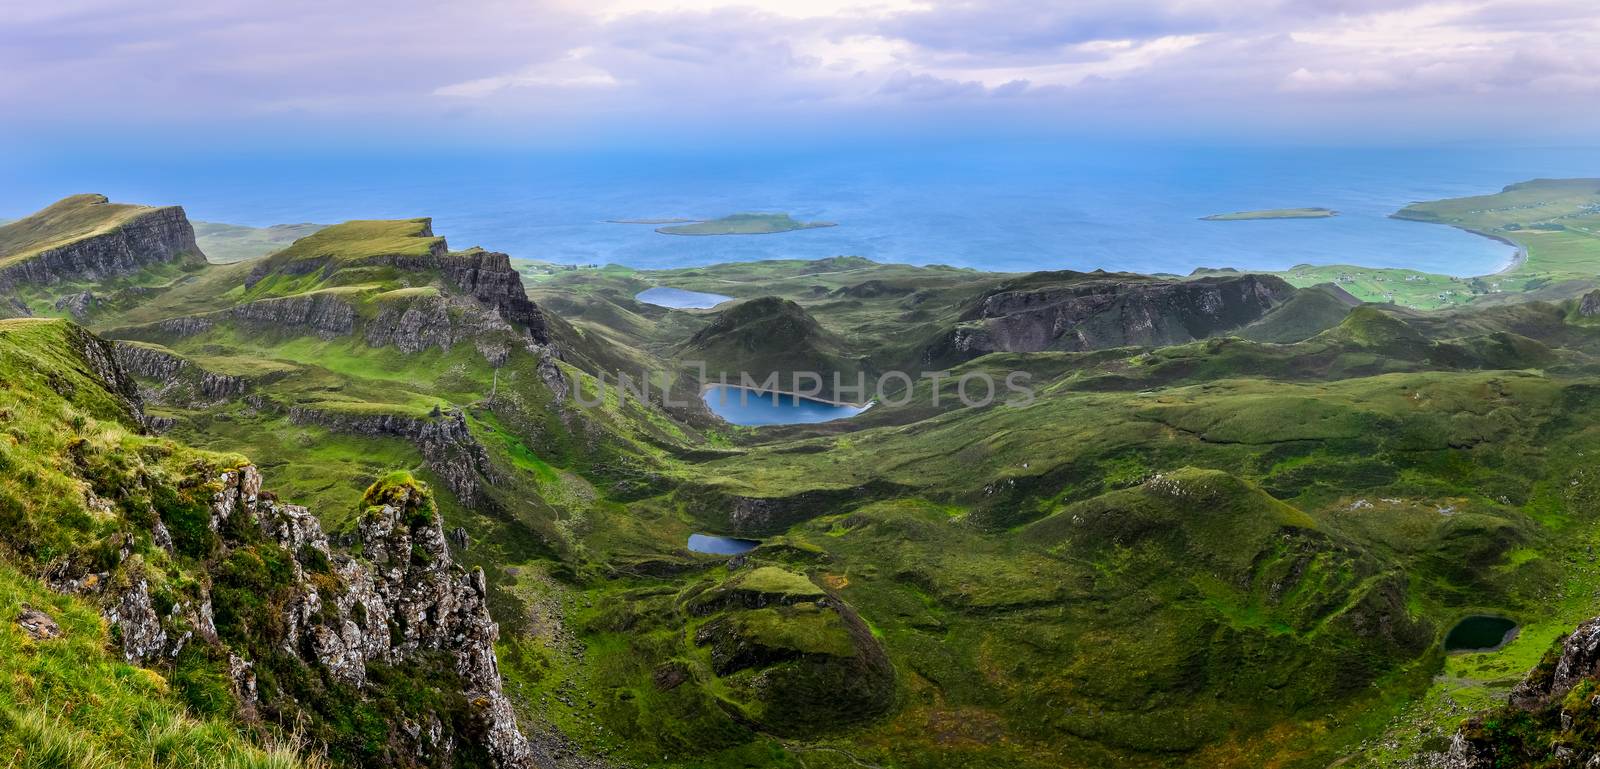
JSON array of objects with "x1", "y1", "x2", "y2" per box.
[{"x1": 688, "y1": 567, "x2": 894, "y2": 735}]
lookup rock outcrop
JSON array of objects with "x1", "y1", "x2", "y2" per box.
[
  {"x1": 443, "y1": 249, "x2": 552, "y2": 345},
  {"x1": 62, "y1": 467, "x2": 541, "y2": 768},
  {"x1": 131, "y1": 245, "x2": 551, "y2": 359},
  {"x1": 924, "y1": 272, "x2": 1295, "y2": 363},
  {"x1": 288, "y1": 406, "x2": 498, "y2": 510},
  {"x1": 53, "y1": 290, "x2": 97, "y2": 320},
  {"x1": 15, "y1": 605, "x2": 62, "y2": 640},
  {"x1": 364, "y1": 294, "x2": 522, "y2": 354},
  {"x1": 1579, "y1": 289, "x2": 1600, "y2": 318},
  {"x1": 1441, "y1": 615, "x2": 1600, "y2": 768},
  {"x1": 0, "y1": 195, "x2": 205, "y2": 290},
  {"x1": 229, "y1": 292, "x2": 358, "y2": 339},
  {"x1": 114, "y1": 342, "x2": 251, "y2": 407}
]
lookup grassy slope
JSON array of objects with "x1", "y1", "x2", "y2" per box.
[
  {"x1": 0, "y1": 194, "x2": 170, "y2": 267},
  {"x1": 263, "y1": 218, "x2": 440, "y2": 265},
  {"x1": 0, "y1": 194, "x2": 212, "y2": 319},
  {"x1": 42, "y1": 185, "x2": 1600, "y2": 768},
  {"x1": 193, "y1": 221, "x2": 327, "y2": 264},
  {"x1": 0, "y1": 319, "x2": 319, "y2": 769}
]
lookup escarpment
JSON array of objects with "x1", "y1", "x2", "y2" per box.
[
  {"x1": 0, "y1": 194, "x2": 206, "y2": 291},
  {"x1": 0, "y1": 319, "x2": 541, "y2": 768},
  {"x1": 443, "y1": 248, "x2": 552, "y2": 344},
  {"x1": 924, "y1": 272, "x2": 1294, "y2": 362},
  {"x1": 113, "y1": 341, "x2": 252, "y2": 406},
  {"x1": 73, "y1": 467, "x2": 543, "y2": 768},
  {"x1": 1441, "y1": 615, "x2": 1600, "y2": 768},
  {"x1": 122, "y1": 220, "x2": 553, "y2": 358},
  {"x1": 288, "y1": 406, "x2": 499, "y2": 510}
]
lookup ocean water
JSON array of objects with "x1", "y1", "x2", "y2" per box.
[{"x1": 5, "y1": 143, "x2": 1599, "y2": 276}]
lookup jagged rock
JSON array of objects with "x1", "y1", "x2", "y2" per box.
[
  {"x1": 1439, "y1": 615, "x2": 1600, "y2": 768},
  {"x1": 231, "y1": 293, "x2": 358, "y2": 339},
  {"x1": 114, "y1": 342, "x2": 251, "y2": 407},
  {"x1": 365, "y1": 294, "x2": 520, "y2": 355},
  {"x1": 228, "y1": 652, "x2": 259, "y2": 715},
  {"x1": 537, "y1": 354, "x2": 568, "y2": 403},
  {"x1": 926, "y1": 272, "x2": 1294, "y2": 362},
  {"x1": 53, "y1": 290, "x2": 96, "y2": 320},
  {"x1": 155, "y1": 315, "x2": 216, "y2": 337},
  {"x1": 16, "y1": 605, "x2": 62, "y2": 640},
  {"x1": 288, "y1": 407, "x2": 497, "y2": 510},
  {"x1": 1512, "y1": 616, "x2": 1600, "y2": 709},
  {"x1": 1581, "y1": 289, "x2": 1600, "y2": 318},
  {"x1": 443, "y1": 249, "x2": 552, "y2": 345},
  {"x1": 107, "y1": 574, "x2": 168, "y2": 663},
  {"x1": 179, "y1": 466, "x2": 538, "y2": 768},
  {"x1": 449, "y1": 526, "x2": 471, "y2": 552}
]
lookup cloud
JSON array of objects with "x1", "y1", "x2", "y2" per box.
[
  {"x1": 434, "y1": 49, "x2": 621, "y2": 98},
  {"x1": 2, "y1": 0, "x2": 1598, "y2": 141}
]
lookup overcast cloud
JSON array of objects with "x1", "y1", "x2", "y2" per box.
[{"x1": 1, "y1": 0, "x2": 1596, "y2": 142}]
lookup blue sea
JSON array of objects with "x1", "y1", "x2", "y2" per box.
[{"x1": 5, "y1": 143, "x2": 1600, "y2": 276}]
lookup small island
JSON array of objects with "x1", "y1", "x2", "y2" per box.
[
  {"x1": 655, "y1": 212, "x2": 836, "y2": 236},
  {"x1": 1201, "y1": 207, "x2": 1338, "y2": 221}
]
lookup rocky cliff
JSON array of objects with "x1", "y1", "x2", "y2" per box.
[
  {"x1": 114, "y1": 341, "x2": 252, "y2": 407},
  {"x1": 64, "y1": 467, "x2": 543, "y2": 768},
  {"x1": 923, "y1": 272, "x2": 1295, "y2": 363},
  {"x1": 126, "y1": 249, "x2": 551, "y2": 361},
  {"x1": 0, "y1": 194, "x2": 206, "y2": 290},
  {"x1": 1, "y1": 318, "x2": 543, "y2": 769},
  {"x1": 288, "y1": 406, "x2": 499, "y2": 511},
  {"x1": 444, "y1": 249, "x2": 553, "y2": 345},
  {"x1": 1442, "y1": 615, "x2": 1600, "y2": 768}
]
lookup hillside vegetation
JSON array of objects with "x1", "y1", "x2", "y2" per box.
[{"x1": 8, "y1": 182, "x2": 1600, "y2": 768}]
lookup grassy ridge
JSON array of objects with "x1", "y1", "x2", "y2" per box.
[
  {"x1": 0, "y1": 194, "x2": 175, "y2": 267},
  {"x1": 0, "y1": 318, "x2": 321, "y2": 769},
  {"x1": 26, "y1": 184, "x2": 1600, "y2": 768},
  {"x1": 193, "y1": 221, "x2": 327, "y2": 264}
]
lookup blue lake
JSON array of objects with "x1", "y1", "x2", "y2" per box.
[
  {"x1": 635, "y1": 286, "x2": 732, "y2": 309},
  {"x1": 10, "y1": 144, "x2": 1600, "y2": 276},
  {"x1": 702, "y1": 384, "x2": 870, "y2": 426},
  {"x1": 687, "y1": 534, "x2": 761, "y2": 555}
]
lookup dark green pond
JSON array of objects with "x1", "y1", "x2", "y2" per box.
[{"x1": 1443, "y1": 615, "x2": 1518, "y2": 652}]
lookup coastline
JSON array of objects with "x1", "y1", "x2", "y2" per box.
[
  {"x1": 1388, "y1": 213, "x2": 1527, "y2": 277},
  {"x1": 1472, "y1": 228, "x2": 1530, "y2": 276}
]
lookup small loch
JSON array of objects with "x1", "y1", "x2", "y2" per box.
[
  {"x1": 687, "y1": 534, "x2": 761, "y2": 555},
  {"x1": 702, "y1": 384, "x2": 870, "y2": 426},
  {"x1": 1444, "y1": 615, "x2": 1519, "y2": 652},
  {"x1": 635, "y1": 286, "x2": 733, "y2": 309}
]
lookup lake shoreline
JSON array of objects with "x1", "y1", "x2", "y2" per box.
[{"x1": 699, "y1": 382, "x2": 875, "y2": 410}]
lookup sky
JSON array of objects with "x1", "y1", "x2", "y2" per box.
[{"x1": 3, "y1": 0, "x2": 1599, "y2": 149}]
